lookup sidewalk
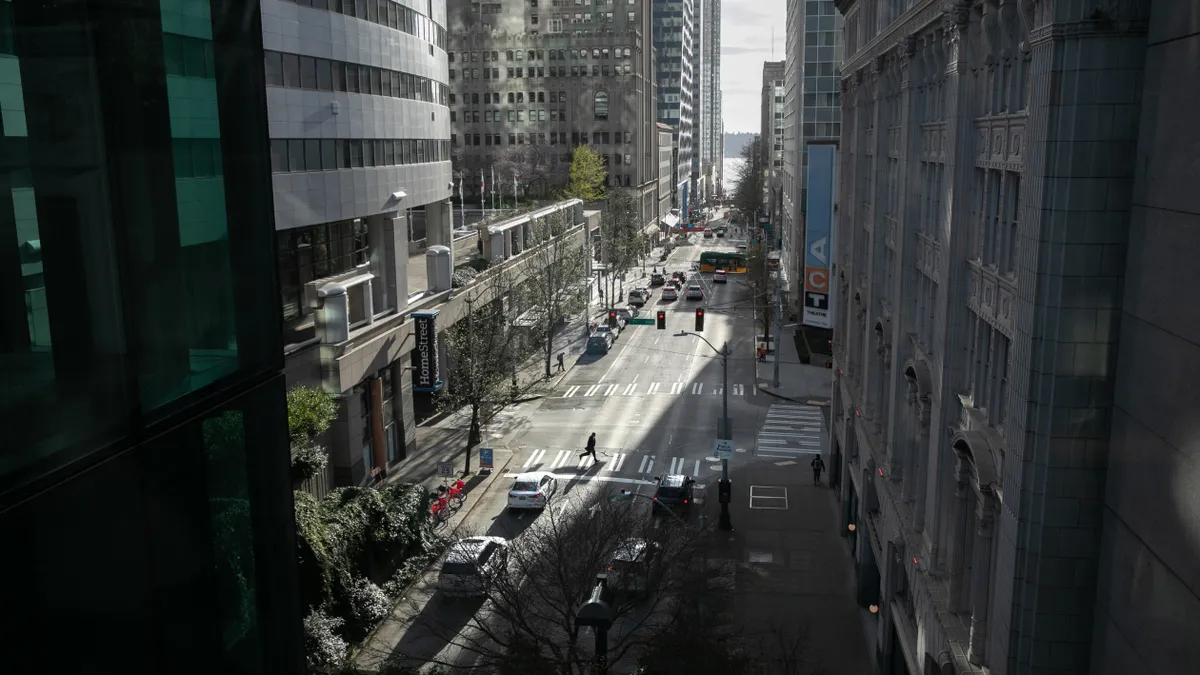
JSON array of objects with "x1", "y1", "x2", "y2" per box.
[
  {"x1": 704, "y1": 460, "x2": 871, "y2": 675},
  {"x1": 754, "y1": 326, "x2": 834, "y2": 406}
]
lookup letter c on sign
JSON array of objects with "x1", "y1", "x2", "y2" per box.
[{"x1": 806, "y1": 268, "x2": 829, "y2": 293}]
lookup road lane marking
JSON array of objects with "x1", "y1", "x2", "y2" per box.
[
  {"x1": 752, "y1": 386, "x2": 757, "y2": 396},
  {"x1": 732, "y1": 384, "x2": 745, "y2": 395},
  {"x1": 694, "y1": 459, "x2": 701, "y2": 475},
  {"x1": 501, "y1": 474, "x2": 655, "y2": 486},
  {"x1": 638, "y1": 455, "x2": 649, "y2": 473},
  {"x1": 670, "y1": 382, "x2": 685, "y2": 394},
  {"x1": 585, "y1": 385, "x2": 601, "y2": 396},
  {"x1": 608, "y1": 453, "x2": 627, "y2": 472},
  {"x1": 604, "y1": 384, "x2": 619, "y2": 396},
  {"x1": 647, "y1": 382, "x2": 661, "y2": 394},
  {"x1": 552, "y1": 450, "x2": 572, "y2": 469},
  {"x1": 623, "y1": 382, "x2": 638, "y2": 396},
  {"x1": 713, "y1": 387, "x2": 723, "y2": 395},
  {"x1": 669, "y1": 457, "x2": 684, "y2": 474},
  {"x1": 692, "y1": 382, "x2": 704, "y2": 395},
  {"x1": 523, "y1": 448, "x2": 547, "y2": 468},
  {"x1": 564, "y1": 386, "x2": 580, "y2": 398}
]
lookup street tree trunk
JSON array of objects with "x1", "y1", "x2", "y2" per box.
[{"x1": 464, "y1": 405, "x2": 481, "y2": 475}]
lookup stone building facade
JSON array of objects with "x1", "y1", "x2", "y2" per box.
[
  {"x1": 829, "y1": 1, "x2": 1195, "y2": 675},
  {"x1": 446, "y1": 0, "x2": 658, "y2": 202}
]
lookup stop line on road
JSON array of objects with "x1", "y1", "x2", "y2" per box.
[
  {"x1": 516, "y1": 446, "x2": 713, "y2": 479},
  {"x1": 560, "y1": 381, "x2": 755, "y2": 398}
]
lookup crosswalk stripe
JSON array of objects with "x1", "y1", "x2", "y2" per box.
[
  {"x1": 623, "y1": 382, "x2": 638, "y2": 396},
  {"x1": 647, "y1": 382, "x2": 661, "y2": 394},
  {"x1": 523, "y1": 448, "x2": 546, "y2": 468},
  {"x1": 606, "y1": 453, "x2": 626, "y2": 472},
  {"x1": 669, "y1": 457, "x2": 683, "y2": 474},
  {"x1": 752, "y1": 385, "x2": 757, "y2": 396},
  {"x1": 604, "y1": 384, "x2": 619, "y2": 396},
  {"x1": 578, "y1": 455, "x2": 594, "y2": 469},
  {"x1": 693, "y1": 382, "x2": 703, "y2": 395},
  {"x1": 552, "y1": 450, "x2": 572, "y2": 469},
  {"x1": 713, "y1": 387, "x2": 723, "y2": 395},
  {"x1": 733, "y1": 384, "x2": 744, "y2": 395},
  {"x1": 585, "y1": 385, "x2": 601, "y2": 396},
  {"x1": 563, "y1": 386, "x2": 579, "y2": 398},
  {"x1": 694, "y1": 459, "x2": 701, "y2": 475},
  {"x1": 671, "y1": 382, "x2": 685, "y2": 395}
]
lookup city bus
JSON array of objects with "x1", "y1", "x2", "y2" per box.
[{"x1": 699, "y1": 251, "x2": 747, "y2": 273}]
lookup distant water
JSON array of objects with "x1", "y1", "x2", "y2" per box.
[{"x1": 722, "y1": 157, "x2": 743, "y2": 185}]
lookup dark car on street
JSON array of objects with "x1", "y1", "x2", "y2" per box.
[
  {"x1": 652, "y1": 474, "x2": 695, "y2": 515},
  {"x1": 650, "y1": 273, "x2": 666, "y2": 286}
]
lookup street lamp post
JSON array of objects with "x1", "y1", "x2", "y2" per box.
[{"x1": 677, "y1": 331, "x2": 734, "y2": 531}]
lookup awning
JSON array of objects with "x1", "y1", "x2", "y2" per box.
[{"x1": 662, "y1": 214, "x2": 680, "y2": 227}]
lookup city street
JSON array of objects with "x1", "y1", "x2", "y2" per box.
[{"x1": 358, "y1": 212, "x2": 854, "y2": 673}]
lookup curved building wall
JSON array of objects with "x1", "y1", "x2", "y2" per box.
[{"x1": 262, "y1": 0, "x2": 452, "y2": 230}]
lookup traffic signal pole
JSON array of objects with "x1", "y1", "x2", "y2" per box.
[{"x1": 719, "y1": 340, "x2": 732, "y2": 531}]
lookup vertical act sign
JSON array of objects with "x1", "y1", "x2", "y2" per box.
[
  {"x1": 412, "y1": 310, "x2": 443, "y2": 392},
  {"x1": 803, "y1": 144, "x2": 836, "y2": 329}
]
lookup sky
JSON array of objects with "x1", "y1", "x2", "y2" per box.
[{"x1": 720, "y1": 0, "x2": 788, "y2": 133}]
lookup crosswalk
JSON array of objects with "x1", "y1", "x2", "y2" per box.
[
  {"x1": 560, "y1": 381, "x2": 755, "y2": 399},
  {"x1": 514, "y1": 446, "x2": 715, "y2": 479},
  {"x1": 755, "y1": 403, "x2": 826, "y2": 459}
]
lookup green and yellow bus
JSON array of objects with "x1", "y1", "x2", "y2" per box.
[{"x1": 699, "y1": 251, "x2": 747, "y2": 273}]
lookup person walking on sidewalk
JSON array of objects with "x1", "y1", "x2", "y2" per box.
[
  {"x1": 811, "y1": 455, "x2": 826, "y2": 485},
  {"x1": 579, "y1": 432, "x2": 598, "y2": 463},
  {"x1": 556, "y1": 352, "x2": 565, "y2": 372}
]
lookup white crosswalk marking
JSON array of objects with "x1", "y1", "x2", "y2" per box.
[
  {"x1": 637, "y1": 455, "x2": 655, "y2": 474},
  {"x1": 647, "y1": 382, "x2": 661, "y2": 394},
  {"x1": 668, "y1": 457, "x2": 684, "y2": 474},
  {"x1": 756, "y1": 403, "x2": 827, "y2": 459},
  {"x1": 694, "y1": 459, "x2": 701, "y2": 475},
  {"x1": 670, "y1": 382, "x2": 685, "y2": 395},
  {"x1": 584, "y1": 385, "x2": 601, "y2": 396},
  {"x1": 733, "y1": 384, "x2": 745, "y2": 395},
  {"x1": 604, "y1": 384, "x2": 619, "y2": 396},
  {"x1": 563, "y1": 386, "x2": 579, "y2": 397},
  {"x1": 523, "y1": 448, "x2": 547, "y2": 468},
  {"x1": 692, "y1": 382, "x2": 704, "y2": 395},
  {"x1": 713, "y1": 387, "x2": 723, "y2": 395},
  {"x1": 551, "y1": 450, "x2": 573, "y2": 469},
  {"x1": 578, "y1": 455, "x2": 596, "y2": 469},
  {"x1": 751, "y1": 385, "x2": 757, "y2": 396},
  {"x1": 604, "y1": 453, "x2": 626, "y2": 472},
  {"x1": 623, "y1": 382, "x2": 638, "y2": 396}
]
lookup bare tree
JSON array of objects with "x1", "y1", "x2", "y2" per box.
[
  {"x1": 598, "y1": 187, "x2": 644, "y2": 307},
  {"x1": 731, "y1": 134, "x2": 765, "y2": 221},
  {"x1": 519, "y1": 208, "x2": 589, "y2": 378},
  {"x1": 438, "y1": 272, "x2": 532, "y2": 474},
  {"x1": 493, "y1": 144, "x2": 557, "y2": 201},
  {"x1": 391, "y1": 495, "x2": 713, "y2": 674}
]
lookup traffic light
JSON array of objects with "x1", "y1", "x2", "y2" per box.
[
  {"x1": 695, "y1": 309, "x2": 705, "y2": 332},
  {"x1": 608, "y1": 310, "x2": 617, "y2": 327},
  {"x1": 656, "y1": 310, "x2": 666, "y2": 330}
]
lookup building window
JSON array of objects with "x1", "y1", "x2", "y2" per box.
[
  {"x1": 531, "y1": 14, "x2": 539, "y2": 24},
  {"x1": 594, "y1": 91, "x2": 609, "y2": 120},
  {"x1": 277, "y1": 219, "x2": 370, "y2": 321}
]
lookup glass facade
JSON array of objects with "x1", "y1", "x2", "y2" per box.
[
  {"x1": 799, "y1": 0, "x2": 843, "y2": 210},
  {"x1": 0, "y1": 0, "x2": 303, "y2": 672}
]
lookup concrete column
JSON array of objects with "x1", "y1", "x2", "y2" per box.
[
  {"x1": 426, "y1": 199, "x2": 454, "y2": 260},
  {"x1": 914, "y1": 400, "x2": 931, "y2": 532},
  {"x1": 967, "y1": 500, "x2": 995, "y2": 665},
  {"x1": 900, "y1": 386, "x2": 919, "y2": 500},
  {"x1": 946, "y1": 461, "x2": 972, "y2": 613},
  {"x1": 383, "y1": 214, "x2": 409, "y2": 311}
]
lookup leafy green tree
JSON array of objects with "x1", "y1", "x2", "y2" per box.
[
  {"x1": 564, "y1": 145, "x2": 606, "y2": 202},
  {"x1": 731, "y1": 134, "x2": 765, "y2": 221},
  {"x1": 439, "y1": 273, "x2": 529, "y2": 474},
  {"x1": 287, "y1": 384, "x2": 339, "y2": 484}
]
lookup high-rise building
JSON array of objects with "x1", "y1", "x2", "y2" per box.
[
  {"x1": 445, "y1": 0, "x2": 658, "y2": 213},
  {"x1": 1, "y1": 1, "x2": 304, "y2": 671},
  {"x1": 761, "y1": 61, "x2": 786, "y2": 218},
  {"x1": 652, "y1": 0, "x2": 696, "y2": 215},
  {"x1": 263, "y1": 0, "x2": 453, "y2": 490},
  {"x1": 782, "y1": 0, "x2": 843, "y2": 317},
  {"x1": 698, "y1": 0, "x2": 722, "y2": 201},
  {"x1": 830, "y1": 2, "x2": 1196, "y2": 675}
]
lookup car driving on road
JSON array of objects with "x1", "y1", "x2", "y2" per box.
[
  {"x1": 661, "y1": 286, "x2": 678, "y2": 301},
  {"x1": 594, "y1": 323, "x2": 620, "y2": 341},
  {"x1": 652, "y1": 475, "x2": 696, "y2": 515},
  {"x1": 607, "y1": 538, "x2": 658, "y2": 598},
  {"x1": 649, "y1": 273, "x2": 666, "y2": 286},
  {"x1": 686, "y1": 284, "x2": 704, "y2": 300},
  {"x1": 506, "y1": 471, "x2": 559, "y2": 511},
  {"x1": 438, "y1": 536, "x2": 509, "y2": 597},
  {"x1": 713, "y1": 269, "x2": 728, "y2": 283},
  {"x1": 587, "y1": 332, "x2": 614, "y2": 354}
]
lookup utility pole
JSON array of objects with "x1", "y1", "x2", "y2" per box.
[
  {"x1": 719, "y1": 340, "x2": 732, "y2": 531},
  {"x1": 773, "y1": 268, "x2": 783, "y2": 388}
]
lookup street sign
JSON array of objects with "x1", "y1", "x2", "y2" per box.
[
  {"x1": 478, "y1": 447, "x2": 494, "y2": 471},
  {"x1": 713, "y1": 439, "x2": 734, "y2": 461},
  {"x1": 437, "y1": 461, "x2": 455, "y2": 478},
  {"x1": 627, "y1": 318, "x2": 655, "y2": 325}
]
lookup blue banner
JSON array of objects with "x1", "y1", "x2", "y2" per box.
[{"x1": 803, "y1": 144, "x2": 836, "y2": 329}]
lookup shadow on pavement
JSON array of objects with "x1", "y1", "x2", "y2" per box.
[
  {"x1": 562, "y1": 458, "x2": 604, "y2": 495},
  {"x1": 486, "y1": 508, "x2": 539, "y2": 539},
  {"x1": 384, "y1": 591, "x2": 484, "y2": 670}
]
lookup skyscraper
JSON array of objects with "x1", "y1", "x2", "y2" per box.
[
  {"x1": 782, "y1": 0, "x2": 843, "y2": 315},
  {"x1": 698, "y1": 0, "x2": 722, "y2": 200},
  {"x1": 652, "y1": 0, "x2": 696, "y2": 215},
  {"x1": 1, "y1": 0, "x2": 304, "y2": 671},
  {"x1": 761, "y1": 61, "x2": 786, "y2": 219}
]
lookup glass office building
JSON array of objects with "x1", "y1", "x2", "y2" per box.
[{"x1": 0, "y1": 0, "x2": 304, "y2": 672}]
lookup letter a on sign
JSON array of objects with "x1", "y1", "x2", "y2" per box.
[{"x1": 809, "y1": 236, "x2": 828, "y2": 266}]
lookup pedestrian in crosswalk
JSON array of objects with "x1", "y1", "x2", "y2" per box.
[
  {"x1": 811, "y1": 455, "x2": 826, "y2": 485},
  {"x1": 579, "y1": 432, "x2": 598, "y2": 463}
]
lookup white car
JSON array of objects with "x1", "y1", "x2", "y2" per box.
[
  {"x1": 507, "y1": 471, "x2": 559, "y2": 511},
  {"x1": 713, "y1": 269, "x2": 728, "y2": 283},
  {"x1": 686, "y1": 284, "x2": 704, "y2": 300},
  {"x1": 661, "y1": 286, "x2": 678, "y2": 301},
  {"x1": 438, "y1": 536, "x2": 509, "y2": 597},
  {"x1": 594, "y1": 324, "x2": 620, "y2": 341}
]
